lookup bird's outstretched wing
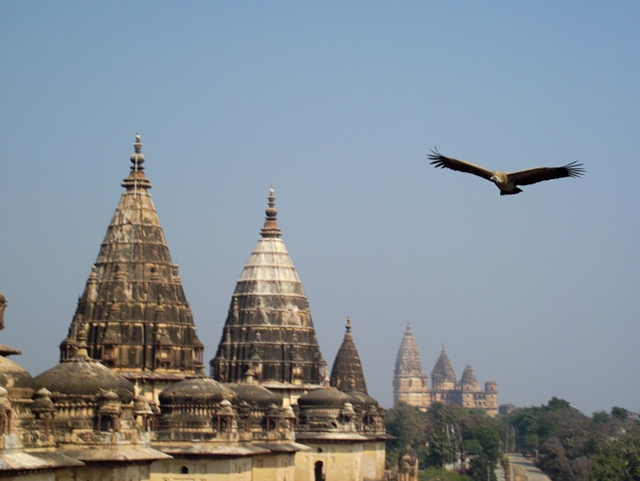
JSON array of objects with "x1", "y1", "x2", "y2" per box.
[
  {"x1": 508, "y1": 161, "x2": 585, "y2": 186},
  {"x1": 428, "y1": 148, "x2": 494, "y2": 181}
]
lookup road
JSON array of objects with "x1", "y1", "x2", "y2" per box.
[{"x1": 506, "y1": 453, "x2": 551, "y2": 481}]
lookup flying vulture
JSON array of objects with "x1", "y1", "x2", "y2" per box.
[{"x1": 428, "y1": 148, "x2": 585, "y2": 195}]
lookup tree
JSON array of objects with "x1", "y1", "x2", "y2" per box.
[
  {"x1": 465, "y1": 427, "x2": 500, "y2": 481},
  {"x1": 591, "y1": 411, "x2": 609, "y2": 425},
  {"x1": 611, "y1": 406, "x2": 630, "y2": 422},
  {"x1": 507, "y1": 406, "x2": 540, "y2": 451},
  {"x1": 427, "y1": 402, "x2": 466, "y2": 425},
  {"x1": 385, "y1": 404, "x2": 429, "y2": 466},
  {"x1": 386, "y1": 404, "x2": 428, "y2": 448},
  {"x1": 422, "y1": 403, "x2": 466, "y2": 468},
  {"x1": 424, "y1": 427, "x2": 454, "y2": 468},
  {"x1": 590, "y1": 430, "x2": 640, "y2": 480},
  {"x1": 537, "y1": 437, "x2": 573, "y2": 481},
  {"x1": 544, "y1": 397, "x2": 573, "y2": 412},
  {"x1": 504, "y1": 399, "x2": 639, "y2": 481},
  {"x1": 420, "y1": 467, "x2": 471, "y2": 481}
]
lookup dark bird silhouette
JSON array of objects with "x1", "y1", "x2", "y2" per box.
[{"x1": 428, "y1": 147, "x2": 584, "y2": 195}]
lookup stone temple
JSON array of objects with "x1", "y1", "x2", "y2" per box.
[
  {"x1": 0, "y1": 136, "x2": 390, "y2": 481},
  {"x1": 393, "y1": 323, "x2": 498, "y2": 416}
]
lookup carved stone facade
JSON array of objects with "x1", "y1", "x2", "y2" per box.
[
  {"x1": 330, "y1": 317, "x2": 368, "y2": 394},
  {"x1": 296, "y1": 318, "x2": 388, "y2": 481},
  {"x1": 60, "y1": 136, "x2": 204, "y2": 402},
  {"x1": 210, "y1": 188, "x2": 326, "y2": 406},
  {"x1": 393, "y1": 324, "x2": 498, "y2": 416},
  {"x1": 0, "y1": 135, "x2": 388, "y2": 481},
  {"x1": 393, "y1": 323, "x2": 430, "y2": 409}
]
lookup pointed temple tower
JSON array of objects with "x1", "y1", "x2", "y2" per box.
[
  {"x1": 1, "y1": 136, "x2": 393, "y2": 480},
  {"x1": 460, "y1": 364, "x2": 480, "y2": 391},
  {"x1": 459, "y1": 364, "x2": 498, "y2": 415},
  {"x1": 330, "y1": 317, "x2": 368, "y2": 394},
  {"x1": 59, "y1": 135, "x2": 204, "y2": 401},
  {"x1": 430, "y1": 345, "x2": 458, "y2": 403},
  {"x1": 393, "y1": 323, "x2": 430, "y2": 409},
  {"x1": 393, "y1": 330, "x2": 498, "y2": 416},
  {"x1": 210, "y1": 188, "x2": 326, "y2": 405}
]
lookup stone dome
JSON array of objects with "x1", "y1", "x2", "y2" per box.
[
  {"x1": 227, "y1": 383, "x2": 281, "y2": 407},
  {"x1": 33, "y1": 356, "x2": 134, "y2": 403},
  {"x1": 297, "y1": 387, "x2": 351, "y2": 407},
  {"x1": 0, "y1": 355, "x2": 34, "y2": 390},
  {"x1": 345, "y1": 390, "x2": 379, "y2": 408},
  {"x1": 159, "y1": 376, "x2": 234, "y2": 406}
]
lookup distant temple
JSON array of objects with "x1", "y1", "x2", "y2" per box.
[
  {"x1": 0, "y1": 135, "x2": 389, "y2": 481},
  {"x1": 393, "y1": 323, "x2": 498, "y2": 416}
]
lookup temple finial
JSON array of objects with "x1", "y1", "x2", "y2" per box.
[
  {"x1": 122, "y1": 134, "x2": 152, "y2": 190},
  {"x1": 130, "y1": 133, "x2": 145, "y2": 171},
  {"x1": 74, "y1": 327, "x2": 90, "y2": 359},
  {"x1": 260, "y1": 186, "x2": 282, "y2": 238},
  {"x1": 346, "y1": 316, "x2": 351, "y2": 333}
]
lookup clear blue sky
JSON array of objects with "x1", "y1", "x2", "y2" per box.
[{"x1": 1, "y1": 2, "x2": 639, "y2": 415}]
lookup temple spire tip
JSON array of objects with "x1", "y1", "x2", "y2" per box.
[
  {"x1": 122, "y1": 134, "x2": 152, "y2": 190},
  {"x1": 130, "y1": 133, "x2": 145, "y2": 169},
  {"x1": 260, "y1": 185, "x2": 281, "y2": 238}
]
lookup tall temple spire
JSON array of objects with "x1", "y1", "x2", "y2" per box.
[
  {"x1": 211, "y1": 187, "x2": 325, "y2": 402},
  {"x1": 394, "y1": 323, "x2": 424, "y2": 376},
  {"x1": 393, "y1": 322, "x2": 429, "y2": 408},
  {"x1": 60, "y1": 135, "x2": 204, "y2": 399},
  {"x1": 330, "y1": 317, "x2": 368, "y2": 394},
  {"x1": 431, "y1": 345, "x2": 457, "y2": 390}
]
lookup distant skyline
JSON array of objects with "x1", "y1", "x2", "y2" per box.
[{"x1": 1, "y1": 2, "x2": 639, "y2": 415}]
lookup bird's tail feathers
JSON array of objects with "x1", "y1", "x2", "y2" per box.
[{"x1": 500, "y1": 188, "x2": 523, "y2": 196}]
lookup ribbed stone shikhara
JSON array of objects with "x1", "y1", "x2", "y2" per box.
[
  {"x1": 59, "y1": 135, "x2": 204, "y2": 398},
  {"x1": 394, "y1": 323, "x2": 424, "y2": 377},
  {"x1": 330, "y1": 317, "x2": 368, "y2": 394},
  {"x1": 210, "y1": 188, "x2": 326, "y2": 399},
  {"x1": 393, "y1": 322, "x2": 430, "y2": 408},
  {"x1": 393, "y1": 326, "x2": 498, "y2": 415},
  {"x1": 431, "y1": 345, "x2": 457, "y2": 390},
  {"x1": 0, "y1": 135, "x2": 390, "y2": 480},
  {"x1": 460, "y1": 364, "x2": 480, "y2": 390}
]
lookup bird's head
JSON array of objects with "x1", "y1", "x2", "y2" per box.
[{"x1": 489, "y1": 175, "x2": 498, "y2": 184}]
